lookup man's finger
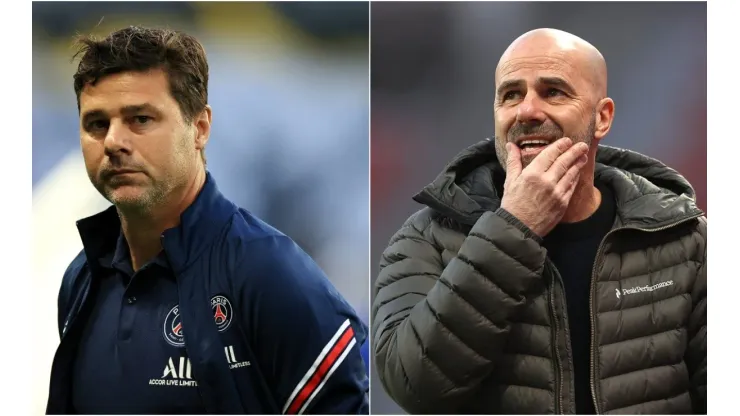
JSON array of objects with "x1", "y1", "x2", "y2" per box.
[
  {"x1": 546, "y1": 142, "x2": 589, "y2": 181},
  {"x1": 561, "y1": 171, "x2": 581, "y2": 203},
  {"x1": 528, "y1": 137, "x2": 573, "y2": 173},
  {"x1": 555, "y1": 154, "x2": 588, "y2": 195},
  {"x1": 505, "y1": 143, "x2": 523, "y2": 179}
]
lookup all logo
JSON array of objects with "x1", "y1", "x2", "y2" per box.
[
  {"x1": 148, "y1": 345, "x2": 250, "y2": 387},
  {"x1": 163, "y1": 295, "x2": 234, "y2": 347},
  {"x1": 148, "y1": 357, "x2": 198, "y2": 387},
  {"x1": 225, "y1": 345, "x2": 251, "y2": 370}
]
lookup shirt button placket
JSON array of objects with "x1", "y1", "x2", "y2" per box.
[{"x1": 120, "y1": 275, "x2": 138, "y2": 341}]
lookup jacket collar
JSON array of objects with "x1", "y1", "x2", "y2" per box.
[
  {"x1": 413, "y1": 139, "x2": 703, "y2": 229},
  {"x1": 77, "y1": 171, "x2": 238, "y2": 275}
]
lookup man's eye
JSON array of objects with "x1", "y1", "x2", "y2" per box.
[
  {"x1": 133, "y1": 115, "x2": 152, "y2": 124},
  {"x1": 547, "y1": 88, "x2": 565, "y2": 97},
  {"x1": 502, "y1": 91, "x2": 520, "y2": 101},
  {"x1": 86, "y1": 120, "x2": 108, "y2": 131}
]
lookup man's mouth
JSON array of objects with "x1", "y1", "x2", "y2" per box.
[
  {"x1": 515, "y1": 136, "x2": 556, "y2": 148},
  {"x1": 517, "y1": 139, "x2": 551, "y2": 149},
  {"x1": 103, "y1": 169, "x2": 142, "y2": 182},
  {"x1": 513, "y1": 137, "x2": 557, "y2": 159}
]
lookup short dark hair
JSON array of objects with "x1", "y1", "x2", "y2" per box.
[{"x1": 72, "y1": 26, "x2": 209, "y2": 162}]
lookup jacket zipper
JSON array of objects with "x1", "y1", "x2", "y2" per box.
[
  {"x1": 547, "y1": 260, "x2": 563, "y2": 414},
  {"x1": 547, "y1": 259, "x2": 569, "y2": 414},
  {"x1": 588, "y1": 213, "x2": 703, "y2": 414},
  {"x1": 160, "y1": 235, "x2": 208, "y2": 407}
]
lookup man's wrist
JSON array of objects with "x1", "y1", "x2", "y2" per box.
[{"x1": 494, "y1": 207, "x2": 544, "y2": 245}]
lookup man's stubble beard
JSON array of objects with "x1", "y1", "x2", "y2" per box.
[
  {"x1": 494, "y1": 113, "x2": 597, "y2": 169},
  {"x1": 107, "y1": 178, "x2": 168, "y2": 215}
]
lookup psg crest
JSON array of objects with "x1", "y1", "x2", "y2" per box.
[
  {"x1": 163, "y1": 295, "x2": 234, "y2": 347},
  {"x1": 163, "y1": 304, "x2": 186, "y2": 347},
  {"x1": 211, "y1": 295, "x2": 233, "y2": 332}
]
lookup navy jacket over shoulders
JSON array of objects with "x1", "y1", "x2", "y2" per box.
[{"x1": 47, "y1": 172, "x2": 369, "y2": 414}]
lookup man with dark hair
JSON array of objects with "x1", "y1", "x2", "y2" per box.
[
  {"x1": 47, "y1": 26, "x2": 369, "y2": 415},
  {"x1": 373, "y1": 28, "x2": 706, "y2": 414}
]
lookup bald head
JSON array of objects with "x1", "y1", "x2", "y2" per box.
[{"x1": 497, "y1": 28, "x2": 607, "y2": 99}]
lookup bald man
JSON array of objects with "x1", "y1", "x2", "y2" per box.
[{"x1": 372, "y1": 29, "x2": 706, "y2": 414}]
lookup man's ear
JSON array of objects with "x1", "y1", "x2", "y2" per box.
[
  {"x1": 194, "y1": 105, "x2": 212, "y2": 152},
  {"x1": 594, "y1": 97, "x2": 614, "y2": 140}
]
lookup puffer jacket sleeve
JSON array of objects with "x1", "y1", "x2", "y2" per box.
[
  {"x1": 686, "y1": 217, "x2": 707, "y2": 414},
  {"x1": 372, "y1": 208, "x2": 548, "y2": 414}
]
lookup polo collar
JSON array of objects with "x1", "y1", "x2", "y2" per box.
[{"x1": 77, "y1": 172, "x2": 238, "y2": 276}]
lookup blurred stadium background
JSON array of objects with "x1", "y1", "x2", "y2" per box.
[
  {"x1": 32, "y1": 2, "x2": 368, "y2": 413},
  {"x1": 370, "y1": 2, "x2": 706, "y2": 413}
]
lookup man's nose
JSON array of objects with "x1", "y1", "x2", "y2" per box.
[
  {"x1": 103, "y1": 119, "x2": 133, "y2": 157},
  {"x1": 516, "y1": 92, "x2": 547, "y2": 125}
]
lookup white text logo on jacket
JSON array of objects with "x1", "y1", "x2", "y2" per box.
[
  {"x1": 148, "y1": 345, "x2": 250, "y2": 387},
  {"x1": 616, "y1": 280, "x2": 674, "y2": 299}
]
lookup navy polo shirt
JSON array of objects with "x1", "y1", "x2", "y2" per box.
[{"x1": 71, "y1": 231, "x2": 206, "y2": 414}]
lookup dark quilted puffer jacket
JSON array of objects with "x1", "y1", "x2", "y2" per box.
[{"x1": 372, "y1": 139, "x2": 706, "y2": 414}]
